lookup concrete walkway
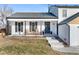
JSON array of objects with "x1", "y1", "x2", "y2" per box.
[
  {"x1": 46, "y1": 37, "x2": 79, "y2": 54},
  {"x1": 55, "y1": 46, "x2": 79, "y2": 54}
]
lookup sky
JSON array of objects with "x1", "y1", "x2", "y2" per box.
[
  {"x1": 0, "y1": 4, "x2": 79, "y2": 12},
  {"x1": 0, "y1": 4, "x2": 48, "y2": 12}
]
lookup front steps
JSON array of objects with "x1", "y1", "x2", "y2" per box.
[
  {"x1": 46, "y1": 37, "x2": 79, "y2": 54},
  {"x1": 46, "y1": 37, "x2": 64, "y2": 49}
]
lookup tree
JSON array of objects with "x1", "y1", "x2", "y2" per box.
[{"x1": 0, "y1": 5, "x2": 13, "y2": 29}]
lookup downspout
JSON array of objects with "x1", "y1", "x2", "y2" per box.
[{"x1": 57, "y1": 21, "x2": 58, "y2": 36}]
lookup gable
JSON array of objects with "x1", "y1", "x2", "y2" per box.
[
  {"x1": 59, "y1": 12, "x2": 79, "y2": 25},
  {"x1": 68, "y1": 17, "x2": 79, "y2": 24}
]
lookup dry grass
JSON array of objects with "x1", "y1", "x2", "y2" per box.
[{"x1": 0, "y1": 36, "x2": 64, "y2": 55}]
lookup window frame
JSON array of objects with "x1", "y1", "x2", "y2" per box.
[
  {"x1": 15, "y1": 22, "x2": 23, "y2": 32},
  {"x1": 62, "y1": 9, "x2": 67, "y2": 17},
  {"x1": 30, "y1": 22, "x2": 37, "y2": 32}
]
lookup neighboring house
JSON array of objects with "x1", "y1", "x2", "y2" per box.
[
  {"x1": 5, "y1": 5, "x2": 79, "y2": 46},
  {"x1": 59, "y1": 13, "x2": 79, "y2": 46},
  {"x1": 55, "y1": 6, "x2": 79, "y2": 46}
]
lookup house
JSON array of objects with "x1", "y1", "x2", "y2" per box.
[
  {"x1": 4, "y1": 5, "x2": 79, "y2": 46},
  {"x1": 6, "y1": 12, "x2": 58, "y2": 36}
]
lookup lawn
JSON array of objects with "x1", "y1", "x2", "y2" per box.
[{"x1": 0, "y1": 36, "x2": 64, "y2": 55}]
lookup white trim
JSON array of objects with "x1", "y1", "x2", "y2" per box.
[{"x1": 7, "y1": 19, "x2": 58, "y2": 21}]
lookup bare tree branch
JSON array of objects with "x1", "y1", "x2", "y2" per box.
[{"x1": 0, "y1": 4, "x2": 13, "y2": 29}]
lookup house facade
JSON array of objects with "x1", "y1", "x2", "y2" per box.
[
  {"x1": 6, "y1": 12, "x2": 58, "y2": 36},
  {"x1": 5, "y1": 5, "x2": 79, "y2": 46}
]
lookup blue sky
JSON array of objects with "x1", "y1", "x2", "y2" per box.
[
  {"x1": 0, "y1": 4, "x2": 48, "y2": 12},
  {"x1": 0, "y1": 4, "x2": 78, "y2": 12}
]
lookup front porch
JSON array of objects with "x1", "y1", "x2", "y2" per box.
[{"x1": 7, "y1": 20, "x2": 57, "y2": 36}]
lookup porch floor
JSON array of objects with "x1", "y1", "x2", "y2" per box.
[{"x1": 5, "y1": 35, "x2": 46, "y2": 40}]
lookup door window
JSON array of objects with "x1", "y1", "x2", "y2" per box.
[{"x1": 45, "y1": 22, "x2": 50, "y2": 33}]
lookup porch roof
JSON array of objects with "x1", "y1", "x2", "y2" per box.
[{"x1": 7, "y1": 12, "x2": 58, "y2": 19}]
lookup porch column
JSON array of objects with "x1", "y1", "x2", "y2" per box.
[
  {"x1": 40, "y1": 21, "x2": 44, "y2": 35},
  {"x1": 25, "y1": 21, "x2": 26, "y2": 35},
  {"x1": 26, "y1": 21, "x2": 29, "y2": 35},
  {"x1": 12, "y1": 21, "x2": 15, "y2": 35},
  {"x1": 37, "y1": 21, "x2": 41, "y2": 34}
]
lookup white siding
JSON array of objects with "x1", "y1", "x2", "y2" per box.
[
  {"x1": 11, "y1": 21, "x2": 15, "y2": 35},
  {"x1": 69, "y1": 24, "x2": 79, "y2": 46},
  {"x1": 8, "y1": 21, "x2": 12, "y2": 35},
  {"x1": 50, "y1": 21, "x2": 57, "y2": 36},
  {"x1": 58, "y1": 24, "x2": 70, "y2": 44},
  {"x1": 58, "y1": 8, "x2": 79, "y2": 23}
]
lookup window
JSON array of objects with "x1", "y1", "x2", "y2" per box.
[
  {"x1": 63, "y1": 9, "x2": 67, "y2": 17},
  {"x1": 15, "y1": 22, "x2": 23, "y2": 32},
  {"x1": 20, "y1": 22, "x2": 23, "y2": 32},
  {"x1": 15, "y1": 22, "x2": 17, "y2": 32},
  {"x1": 30, "y1": 22, "x2": 37, "y2": 32}
]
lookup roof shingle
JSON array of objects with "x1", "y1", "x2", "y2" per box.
[{"x1": 7, "y1": 12, "x2": 58, "y2": 19}]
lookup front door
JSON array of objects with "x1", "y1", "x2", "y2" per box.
[
  {"x1": 15, "y1": 22, "x2": 24, "y2": 35},
  {"x1": 45, "y1": 22, "x2": 50, "y2": 33}
]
